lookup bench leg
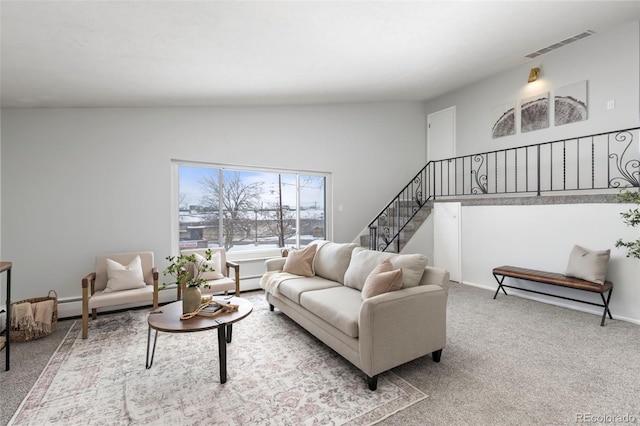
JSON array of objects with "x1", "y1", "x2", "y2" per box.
[
  {"x1": 600, "y1": 288, "x2": 614, "y2": 326},
  {"x1": 492, "y1": 273, "x2": 508, "y2": 299}
]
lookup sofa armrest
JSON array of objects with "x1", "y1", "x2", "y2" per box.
[
  {"x1": 265, "y1": 257, "x2": 286, "y2": 272},
  {"x1": 420, "y1": 266, "x2": 450, "y2": 292},
  {"x1": 358, "y1": 285, "x2": 448, "y2": 377}
]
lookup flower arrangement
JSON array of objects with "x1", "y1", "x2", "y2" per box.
[{"x1": 161, "y1": 249, "x2": 216, "y2": 290}]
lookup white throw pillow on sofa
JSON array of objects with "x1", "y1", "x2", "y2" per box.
[
  {"x1": 344, "y1": 248, "x2": 427, "y2": 290},
  {"x1": 105, "y1": 255, "x2": 146, "y2": 292},
  {"x1": 389, "y1": 254, "x2": 428, "y2": 288},
  {"x1": 313, "y1": 241, "x2": 358, "y2": 284}
]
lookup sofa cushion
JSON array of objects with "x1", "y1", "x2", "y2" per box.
[
  {"x1": 313, "y1": 241, "x2": 358, "y2": 284},
  {"x1": 283, "y1": 244, "x2": 317, "y2": 277},
  {"x1": 299, "y1": 286, "x2": 362, "y2": 338},
  {"x1": 361, "y1": 259, "x2": 403, "y2": 299},
  {"x1": 344, "y1": 247, "x2": 427, "y2": 291},
  {"x1": 278, "y1": 276, "x2": 342, "y2": 304}
]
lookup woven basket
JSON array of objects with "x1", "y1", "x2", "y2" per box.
[{"x1": 10, "y1": 290, "x2": 58, "y2": 343}]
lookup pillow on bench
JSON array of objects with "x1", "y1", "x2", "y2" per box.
[{"x1": 565, "y1": 244, "x2": 610, "y2": 285}]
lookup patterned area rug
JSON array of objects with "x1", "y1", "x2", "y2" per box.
[{"x1": 10, "y1": 294, "x2": 426, "y2": 425}]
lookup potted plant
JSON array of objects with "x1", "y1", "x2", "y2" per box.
[
  {"x1": 615, "y1": 188, "x2": 640, "y2": 259},
  {"x1": 162, "y1": 249, "x2": 216, "y2": 314}
]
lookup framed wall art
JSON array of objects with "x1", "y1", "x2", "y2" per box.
[
  {"x1": 491, "y1": 101, "x2": 516, "y2": 139},
  {"x1": 554, "y1": 80, "x2": 588, "y2": 126},
  {"x1": 521, "y1": 92, "x2": 549, "y2": 133}
]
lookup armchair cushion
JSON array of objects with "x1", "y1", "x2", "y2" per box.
[
  {"x1": 180, "y1": 247, "x2": 240, "y2": 297},
  {"x1": 94, "y1": 252, "x2": 155, "y2": 292},
  {"x1": 181, "y1": 248, "x2": 228, "y2": 276},
  {"x1": 104, "y1": 255, "x2": 146, "y2": 293},
  {"x1": 194, "y1": 252, "x2": 224, "y2": 280}
]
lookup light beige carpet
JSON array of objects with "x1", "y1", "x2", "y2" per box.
[{"x1": 9, "y1": 294, "x2": 425, "y2": 425}]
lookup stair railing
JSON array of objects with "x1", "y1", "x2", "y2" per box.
[{"x1": 369, "y1": 127, "x2": 640, "y2": 251}]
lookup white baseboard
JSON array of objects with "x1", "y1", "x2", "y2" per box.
[{"x1": 460, "y1": 280, "x2": 640, "y2": 326}]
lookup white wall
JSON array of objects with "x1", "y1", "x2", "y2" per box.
[
  {"x1": 463, "y1": 203, "x2": 640, "y2": 323},
  {"x1": 419, "y1": 21, "x2": 640, "y2": 323},
  {"x1": 0, "y1": 109, "x2": 3, "y2": 315},
  {"x1": 1, "y1": 102, "x2": 427, "y2": 309}
]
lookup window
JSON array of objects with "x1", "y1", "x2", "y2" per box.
[{"x1": 174, "y1": 163, "x2": 328, "y2": 253}]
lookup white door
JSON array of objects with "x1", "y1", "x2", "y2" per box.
[
  {"x1": 427, "y1": 106, "x2": 456, "y2": 162},
  {"x1": 433, "y1": 202, "x2": 461, "y2": 283}
]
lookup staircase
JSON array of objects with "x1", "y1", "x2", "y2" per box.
[
  {"x1": 364, "y1": 127, "x2": 640, "y2": 252},
  {"x1": 361, "y1": 200, "x2": 432, "y2": 252}
]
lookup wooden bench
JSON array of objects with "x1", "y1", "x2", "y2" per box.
[{"x1": 492, "y1": 265, "x2": 613, "y2": 326}]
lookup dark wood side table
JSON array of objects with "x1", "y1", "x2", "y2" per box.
[
  {"x1": 146, "y1": 296, "x2": 252, "y2": 384},
  {"x1": 1, "y1": 262, "x2": 12, "y2": 371}
]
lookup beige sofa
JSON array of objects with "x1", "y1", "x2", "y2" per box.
[{"x1": 261, "y1": 241, "x2": 449, "y2": 390}]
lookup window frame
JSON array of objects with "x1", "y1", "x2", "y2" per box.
[{"x1": 170, "y1": 160, "x2": 332, "y2": 258}]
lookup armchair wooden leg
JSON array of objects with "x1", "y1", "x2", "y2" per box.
[
  {"x1": 92, "y1": 308, "x2": 97, "y2": 320},
  {"x1": 82, "y1": 311, "x2": 89, "y2": 339},
  {"x1": 81, "y1": 286, "x2": 89, "y2": 339}
]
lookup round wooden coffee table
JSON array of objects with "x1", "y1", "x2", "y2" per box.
[{"x1": 146, "y1": 296, "x2": 253, "y2": 384}]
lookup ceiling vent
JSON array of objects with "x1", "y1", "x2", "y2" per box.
[{"x1": 525, "y1": 30, "x2": 595, "y2": 59}]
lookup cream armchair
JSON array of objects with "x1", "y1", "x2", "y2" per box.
[
  {"x1": 178, "y1": 248, "x2": 240, "y2": 299},
  {"x1": 81, "y1": 251, "x2": 158, "y2": 339}
]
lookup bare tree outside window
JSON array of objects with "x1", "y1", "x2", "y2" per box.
[
  {"x1": 177, "y1": 164, "x2": 326, "y2": 252},
  {"x1": 199, "y1": 171, "x2": 263, "y2": 250}
]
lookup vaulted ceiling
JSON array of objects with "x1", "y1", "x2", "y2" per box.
[{"x1": 2, "y1": 1, "x2": 639, "y2": 108}]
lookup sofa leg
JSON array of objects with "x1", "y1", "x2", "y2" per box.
[
  {"x1": 269, "y1": 303, "x2": 274, "y2": 312},
  {"x1": 432, "y1": 349, "x2": 443, "y2": 363},
  {"x1": 367, "y1": 375, "x2": 378, "y2": 391}
]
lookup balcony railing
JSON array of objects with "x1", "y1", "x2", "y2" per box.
[{"x1": 369, "y1": 127, "x2": 640, "y2": 252}]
